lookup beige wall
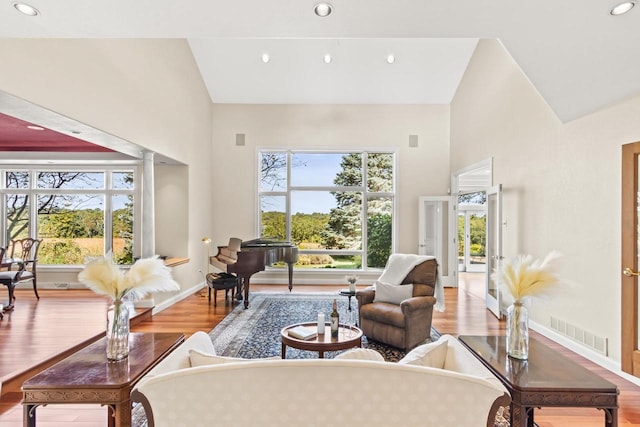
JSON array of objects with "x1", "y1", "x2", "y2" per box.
[
  {"x1": 209, "y1": 104, "x2": 451, "y2": 280},
  {"x1": 0, "y1": 39, "x2": 213, "y2": 303},
  {"x1": 451, "y1": 39, "x2": 640, "y2": 365}
]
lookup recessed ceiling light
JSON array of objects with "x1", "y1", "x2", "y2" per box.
[
  {"x1": 261, "y1": 53, "x2": 270, "y2": 63},
  {"x1": 610, "y1": 1, "x2": 635, "y2": 15},
  {"x1": 13, "y1": 2, "x2": 39, "y2": 16},
  {"x1": 314, "y1": 3, "x2": 332, "y2": 17},
  {"x1": 323, "y1": 54, "x2": 332, "y2": 64},
  {"x1": 386, "y1": 54, "x2": 396, "y2": 64},
  {"x1": 26, "y1": 125, "x2": 44, "y2": 131}
]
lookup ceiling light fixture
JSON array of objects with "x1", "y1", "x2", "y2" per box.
[
  {"x1": 314, "y1": 3, "x2": 332, "y2": 17},
  {"x1": 610, "y1": 1, "x2": 635, "y2": 15},
  {"x1": 13, "y1": 2, "x2": 39, "y2": 16},
  {"x1": 261, "y1": 53, "x2": 270, "y2": 63},
  {"x1": 323, "y1": 54, "x2": 332, "y2": 64},
  {"x1": 386, "y1": 55, "x2": 396, "y2": 64}
]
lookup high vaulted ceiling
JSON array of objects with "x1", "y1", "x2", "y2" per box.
[{"x1": 1, "y1": 0, "x2": 639, "y2": 126}]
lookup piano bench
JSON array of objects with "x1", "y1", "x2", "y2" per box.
[{"x1": 206, "y1": 273, "x2": 238, "y2": 306}]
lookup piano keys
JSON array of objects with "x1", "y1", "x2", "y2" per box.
[{"x1": 210, "y1": 238, "x2": 299, "y2": 309}]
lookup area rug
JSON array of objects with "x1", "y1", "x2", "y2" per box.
[{"x1": 209, "y1": 292, "x2": 440, "y2": 361}]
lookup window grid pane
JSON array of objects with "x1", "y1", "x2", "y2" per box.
[
  {"x1": 37, "y1": 172, "x2": 105, "y2": 190},
  {"x1": 6, "y1": 171, "x2": 29, "y2": 189},
  {"x1": 259, "y1": 150, "x2": 394, "y2": 271},
  {"x1": 1, "y1": 168, "x2": 136, "y2": 266},
  {"x1": 37, "y1": 194, "x2": 105, "y2": 265}
]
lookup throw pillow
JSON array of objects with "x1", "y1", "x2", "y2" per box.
[
  {"x1": 398, "y1": 339, "x2": 448, "y2": 369},
  {"x1": 334, "y1": 348, "x2": 385, "y2": 362},
  {"x1": 373, "y1": 281, "x2": 414, "y2": 305},
  {"x1": 189, "y1": 349, "x2": 279, "y2": 367}
]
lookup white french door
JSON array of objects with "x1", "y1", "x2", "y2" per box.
[
  {"x1": 485, "y1": 185, "x2": 503, "y2": 318},
  {"x1": 418, "y1": 196, "x2": 456, "y2": 286}
]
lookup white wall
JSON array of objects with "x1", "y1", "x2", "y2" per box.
[
  {"x1": 0, "y1": 39, "x2": 214, "y2": 304},
  {"x1": 210, "y1": 104, "x2": 451, "y2": 281},
  {"x1": 451, "y1": 39, "x2": 640, "y2": 365}
]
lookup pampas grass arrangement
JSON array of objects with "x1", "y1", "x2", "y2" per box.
[
  {"x1": 78, "y1": 253, "x2": 180, "y2": 301},
  {"x1": 491, "y1": 250, "x2": 564, "y2": 359},
  {"x1": 78, "y1": 253, "x2": 180, "y2": 360},
  {"x1": 491, "y1": 250, "x2": 563, "y2": 304}
]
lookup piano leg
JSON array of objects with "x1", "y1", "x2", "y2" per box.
[
  {"x1": 286, "y1": 261, "x2": 294, "y2": 292},
  {"x1": 235, "y1": 276, "x2": 243, "y2": 301},
  {"x1": 236, "y1": 273, "x2": 253, "y2": 309}
]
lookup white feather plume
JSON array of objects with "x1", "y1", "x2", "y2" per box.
[{"x1": 78, "y1": 253, "x2": 180, "y2": 301}]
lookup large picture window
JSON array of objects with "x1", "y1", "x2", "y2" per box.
[
  {"x1": 258, "y1": 150, "x2": 395, "y2": 270},
  {"x1": 1, "y1": 167, "x2": 137, "y2": 266}
]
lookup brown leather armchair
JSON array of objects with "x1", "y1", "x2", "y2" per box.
[{"x1": 356, "y1": 259, "x2": 438, "y2": 351}]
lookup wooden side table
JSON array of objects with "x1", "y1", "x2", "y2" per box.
[
  {"x1": 458, "y1": 335, "x2": 619, "y2": 427},
  {"x1": 22, "y1": 332, "x2": 185, "y2": 427},
  {"x1": 281, "y1": 322, "x2": 362, "y2": 358},
  {"x1": 339, "y1": 289, "x2": 356, "y2": 311}
]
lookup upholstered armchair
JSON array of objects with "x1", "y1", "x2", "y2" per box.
[{"x1": 356, "y1": 258, "x2": 438, "y2": 351}]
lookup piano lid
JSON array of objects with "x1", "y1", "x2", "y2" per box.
[{"x1": 241, "y1": 238, "x2": 296, "y2": 247}]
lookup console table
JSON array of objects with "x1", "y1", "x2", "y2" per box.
[
  {"x1": 22, "y1": 332, "x2": 185, "y2": 427},
  {"x1": 458, "y1": 335, "x2": 619, "y2": 427}
]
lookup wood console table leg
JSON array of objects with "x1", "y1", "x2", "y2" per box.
[
  {"x1": 108, "y1": 401, "x2": 132, "y2": 427},
  {"x1": 602, "y1": 407, "x2": 618, "y2": 427},
  {"x1": 510, "y1": 403, "x2": 532, "y2": 427},
  {"x1": 23, "y1": 404, "x2": 36, "y2": 427}
]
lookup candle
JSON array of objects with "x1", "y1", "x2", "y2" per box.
[{"x1": 317, "y1": 312, "x2": 325, "y2": 334}]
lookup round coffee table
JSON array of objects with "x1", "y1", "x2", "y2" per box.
[{"x1": 281, "y1": 322, "x2": 363, "y2": 359}]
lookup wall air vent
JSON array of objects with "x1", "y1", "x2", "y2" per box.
[{"x1": 550, "y1": 315, "x2": 608, "y2": 356}]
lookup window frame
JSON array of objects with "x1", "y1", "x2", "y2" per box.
[
  {"x1": 256, "y1": 148, "x2": 397, "y2": 271},
  {"x1": 0, "y1": 164, "x2": 140, "y2": 267}
]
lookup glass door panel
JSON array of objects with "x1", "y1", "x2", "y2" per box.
[
  {"x1": 466, "y1": 211, "x2": 487, "y2": 273},
  {"x1": 485, "y1": 185, "x2": 502, "y2": 318}
]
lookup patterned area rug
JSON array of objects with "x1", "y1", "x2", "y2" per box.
[{"x1": 209, "y1": 292, "x2": 439, "y2": 361}]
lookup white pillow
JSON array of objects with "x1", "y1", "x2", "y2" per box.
[
  {"x1": 189, "y1": 349, "x2": 279, "y2": 367},
  {"x1": 398, "y1": 339, "x2": 448, "y2": 369},
  {"x1": 334, "y1": 348, "x2": 385, "y2": 361},
  {"x1": 373, "y1": 281, "x2": 414, "y2": 305}
]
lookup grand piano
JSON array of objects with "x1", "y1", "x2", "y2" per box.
[{"x1": 210, "y1": 238, "x2": 299, "y2": 309}]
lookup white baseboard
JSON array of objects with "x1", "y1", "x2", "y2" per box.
[
  {"x1": 530, "y1": 320, "x2": 640, "y2": 387},
  {"x1": 150, "y1": 282, "x2": 206, "y2": 315}
]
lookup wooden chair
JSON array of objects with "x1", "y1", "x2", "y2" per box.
[
  {"x1": 0, "y1": 246, "x2": 5, "y2": 318},
  {"x1": 6, "y1": 237, "x2": 43, "y2": 300},
  {"x1": 0, "y1": 245, "x2": 32, "y2": 311}
]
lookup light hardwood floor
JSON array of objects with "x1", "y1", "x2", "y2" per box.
[{"x1": 0, "y1": 275, "x2": 638, "y2": 426}]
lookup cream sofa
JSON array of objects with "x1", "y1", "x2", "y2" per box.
[{"x1": 132, "y1": 332, "x2": 509, "y2": 427}]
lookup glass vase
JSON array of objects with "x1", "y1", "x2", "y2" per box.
[
  {"x1": 348, "y1": 280, "x2": 356, "y2": 293},
  {"x1": 106, "y1": 300, "x2": 130, "y2": 361},
  {"x1": 506, "y1": 301, "x2": 529, "y2": 359}
]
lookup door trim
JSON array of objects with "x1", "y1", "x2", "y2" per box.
[{"x1": 621, "y1": 141, "x2": 640, "y2": 376}]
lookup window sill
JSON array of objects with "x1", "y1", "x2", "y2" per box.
[{"x1": 164, "y1": 257, "x2": 189, "y2": 267}]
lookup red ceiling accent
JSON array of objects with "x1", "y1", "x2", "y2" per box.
[{"x1": 0, "y1": 112, "x2": 114, "y2": 152}]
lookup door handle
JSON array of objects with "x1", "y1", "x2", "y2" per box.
[{"x1": 623, "y1": 267, "x2": 640, "y2": 277}]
